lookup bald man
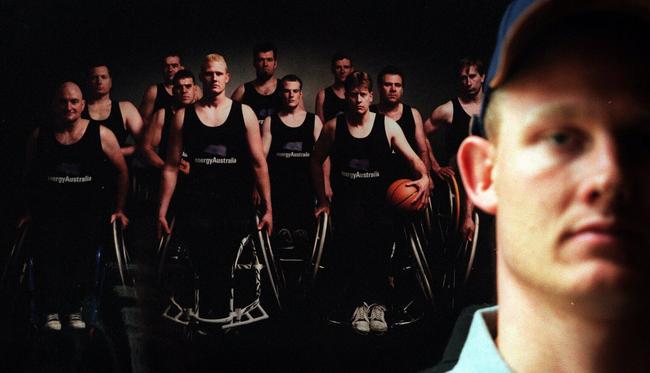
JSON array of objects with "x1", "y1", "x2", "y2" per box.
[{"x1": 20, "y1": 82, "x2": 128, "y2": 331}]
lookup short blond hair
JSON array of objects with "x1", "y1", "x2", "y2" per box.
[{"x1": 201, "y1": 53, "x2": 228, "y2": 72}]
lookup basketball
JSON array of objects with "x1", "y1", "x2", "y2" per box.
[{"x1": 386, "y1": 178, "x2": 419, "y2": 212}]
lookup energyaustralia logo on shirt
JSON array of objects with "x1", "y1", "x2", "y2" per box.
[
  {"x1": 275, "y1": 141, "x2": 310, "y2": 158},
  {"x1": 341, "y1": 158, "x2": 381, "y2": 180},
  {"x1": 48, "y1": 162, "x2": 93, "y2": 183},
  {"x1": 194, "y1": 144, "x2": 238, "y2": 165}
]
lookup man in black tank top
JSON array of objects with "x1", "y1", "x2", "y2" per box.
[
  {"x1": 311, "y1": 72, "x2": 429, "y2": 335},
  {"x1": 315, "y1": 53, "x2": 354, "y2": 123},
  {"x1": 371, "y1": 65, "x2": 432, "y2": 183},
  {"x1": 139, "y1": 52, "x2": 189, "y2": 127},
  {"x1": 84, "y1": 63, "x2": 144, "y2": 157},
  {"x1": 158, "y1": 53, "x2": 273, "y2": 319},
  {"x1": 261, "y1": 74, "x2": 326, "y2": 272},
  {"x1": 19, "y1": 82, "x2": 129, "y2": 331},
  {"x1": 231, "y1": 42, "x2": 282, "y2": 125},
  {"x1": 140, "y1": 69, "x2": 196, "y2": 173},
  {"x1": 424, "y1": 57, "x2": 485, "y2": 240}
]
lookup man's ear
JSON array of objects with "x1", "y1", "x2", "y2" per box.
[{"x1": 457, "y1": 136, "x2": 497, "y2": 214}]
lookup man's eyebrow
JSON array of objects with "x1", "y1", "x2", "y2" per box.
[{"x1": 525, "y1": 102, "x2": 584, "y2": 125}]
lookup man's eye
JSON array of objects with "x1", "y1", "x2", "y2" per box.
[
  {"x1": 543, "y1": 129, "x2": 584, "y2": 152},
  {"x1": 549, "y1": 132, "x2": 571, "y2": 145}
]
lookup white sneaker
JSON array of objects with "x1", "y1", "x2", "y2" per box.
[
  {"x1": 69, "y1": 312, "x2": 86, "y2": 329},
  {"x1": 351, "y1": 303, "x2": 370, "y2": 334},
  {"x1": 369, "y1": 304, "x2": 388, "y2": 334},
  {"x1": 45, "y1": 313, "x2": 62, "y2": 331}
]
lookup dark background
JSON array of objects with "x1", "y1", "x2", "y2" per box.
[
  {"x1": 0, "y1": 1, "x2": 510, "y2": 370},
  {"x1": 1, "y1": 0, "x2": 511, "y2": 255}
]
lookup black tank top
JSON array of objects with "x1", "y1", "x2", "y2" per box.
[
  {"x1": 82, "y1": 100, "x2": 128, "y2": 147},
  {"x1": 446, "y1": 97, "x2": 472, "y2": 164},
  {"x1": 370, "y1": 103, "x2": 417, "y2": 150},
  {"x1": 331, "y1": 113, "x2": 392, "y2": 204},
  {"x1": 242, "y1": 81, "x2": 281, "y2": 124},
  {"x1": 154, "y1": 83, "x2": 175, "y2": 113},
  {"x1": 181, "y1": 102, "x2": 253, "y2": 207},
  {"x1": 370, "y1": 103, "x2": 418, "y2": 180},
  {"x1": 32, "y1": 122, "x2": 108, "y2": 217},
  {"x1": 268, "y1": 113, "x2": 315, "y2": 200},
  {"x1": 323, "y1": 87, "x2": 347, "y2": 122}
]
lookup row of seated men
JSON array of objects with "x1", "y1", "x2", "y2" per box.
[{"x1": 18, "y1": 44, "x2": 486, "y2": 335}]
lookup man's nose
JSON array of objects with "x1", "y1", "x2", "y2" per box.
[{"x1": 578, "y1": 137, "x2": 628, "y2": 208}]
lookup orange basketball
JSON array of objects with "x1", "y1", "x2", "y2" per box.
[{"x1": 386, "y1": 178, "x2": 419, "y2": 212}]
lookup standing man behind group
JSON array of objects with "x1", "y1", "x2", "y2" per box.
[
  {"x1": 231, "y1": 42, "x2": 282, "y2": 125},
  {"x1": 261, "y1": 74, "x2": 324, "y2": 255},
  {"x1": 139, "y1": 52, "x2": 185, "y2": 126},
  {"x1": 370, "y1": 65, "x2": 433, "y2": 182},
  {"x1": 425, "y1": 57, "x2": 486, "y2": 239},
  {"x1": 84, "y1": 62, "x2": 144, "y2": 157},
  {"x1": 315, "y1": 53, "x2": 354, "y2": 123},
  {"x1": 425, "y1": 57, "x2": 485, "y2": 172},
  {"x1": 140, "y1": 69, "x2": 196, "y2": 172},
  {"x1": 158, "y1": 53, "x2": 273, "y2": 319},
  {"x1": 437, "y1": 0, "x2": 650, "y2": 371}
]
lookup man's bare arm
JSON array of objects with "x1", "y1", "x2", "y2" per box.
[
  {"x1": 261, "y1": 115, "x2": 272, "y2": 157},
  {"x1": 120, "y1": 101, "x2": 144, "y2": 156},
  {"x1": 100, "y1": 125, "x2": 129, "y2": 226},
  {"x1": 231, "y1": 84, "x2": 246, "y2": 102},
  {"x1": 157, "y1": 107, "x2": 185, "y2": 236},
  {"x1": 243, "y1": 104, "x2": 273, "y2": 234},
  {"x1": 425, "y1": 100, "x2": 456, "y2": 178},
  {"x1": 139, "y1": 84, "x2": 158, "y2": 126},
  {"x1": 140, "y1": 108, "x2": 166, "y2": 168},
  {"x1": 315, "y1": 89, "x2": 326, "y2": 123},
  {"x1": 311, "y1": 118, "x2": 335, "y2": 216}
]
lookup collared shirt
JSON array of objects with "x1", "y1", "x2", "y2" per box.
[{"x1": 448, "y1": 306, "x2": 512, "y2": 372}]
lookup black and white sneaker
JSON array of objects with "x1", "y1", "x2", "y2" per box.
[
  {"x1": 369, "y1": 304, "x2": 388, "y2": 334},
  {"x1": 351, "y1": 303, "x2": 370, "y2": 334},
  {"x1": 69, "y1": 311, "x2": 86, "y2": 329},
  {"x1": 45, "y1": 313, "x2": 62, "y2": 331}
]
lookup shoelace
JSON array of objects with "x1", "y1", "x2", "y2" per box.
[
  {"x1": 370, "y1": 305, "x2": 386, "y2": 321},
  {"x1": 47, "y1": 314, "x2": 59, "y2": 322},
  {"x1": 352, "y1": 305, "x2": 369, "y2": 321},
  {"x1": 70, "y1": 313, "x2": 83, "y2": 321}
]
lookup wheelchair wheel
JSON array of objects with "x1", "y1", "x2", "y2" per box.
[
  {"x1": 112, "y1": 220, "x2": 134, "y2": 286},
  {"x1": 307, "y1": 212, "x2": 330, "y2": 283},
  {"x1": 431, "y1": 174, "x2": 461, "y2": 248},
  {"x1": 440, "y1": 211, "x2": 480, "y2": 312},
  {"x1": 254, "y1": 215, "x2": 284, "y2": 310}
]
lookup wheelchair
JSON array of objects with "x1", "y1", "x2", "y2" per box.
[
  {"x1": 304, "y1": 173, "x2": 480, "y2": 330},
  {"x1": 427, "y1": 173, "x2": 480, "y2": 313},
  {"x1": 304, "y1": 209, "x2": 436, "y2": 331},
  {"x1": 157, "y1": 214, "x2": 284, "y2": 333},
  {"x1": 0, "y1": 219, "x2": 132, "y2": 335}
]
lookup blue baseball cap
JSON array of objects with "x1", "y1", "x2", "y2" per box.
[{"x1": 474, "y1": 0, "x2": 650, "y2": 137}]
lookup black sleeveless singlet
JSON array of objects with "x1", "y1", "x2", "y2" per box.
[
  {"x1": 267, "y1": 112, "x2": 315, "y2": 200},
  {"x1": 181, "y1": 102, "x2": 253, "y2": 210},
  {"x1": 32, "y1": 122, "x2": 107, "y2": 217},
  {"x1": 446, "y1": 97, "x2": 472, "y2": 164},
  {"x1": 242, "y1": 80, "x2": 281, "y2": 123},
  {"x1": 82, "y1": 100, "x2": 127, "y2": 146},
  {"x1": 323, "y1": 87, "x2": 347, "y2": 122},
  {"x1": 370, "y1": 103, "x2": 418, "y2": 179},
  {"x1": 153, "y1": 83, "x2": 175, "y2": 113},
  {"x1": 331, "y1": 113, "x2": 392, "y2": 204}
]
